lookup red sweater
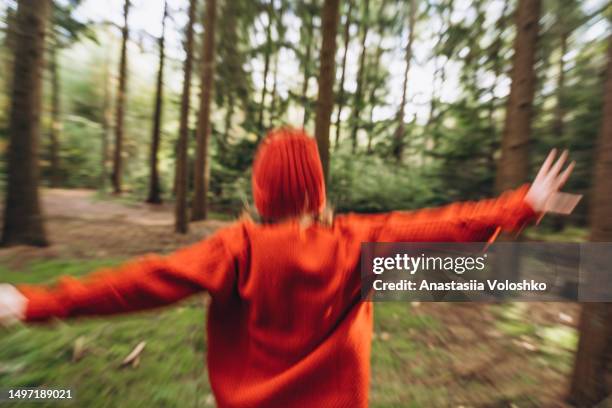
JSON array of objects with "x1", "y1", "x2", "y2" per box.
[{"x1": 19, "y1": 186, "x2": 536, "y2": 407}]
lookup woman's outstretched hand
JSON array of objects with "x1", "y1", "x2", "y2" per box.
[
  {"x1": 524, "y1": 149, "x2": 581, "y2": 216},
  {"x1": 0, "y1": 284, "x2": 26, "y2": 327}
]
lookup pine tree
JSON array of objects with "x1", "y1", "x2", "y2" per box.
[
  {"x1": 313, "y1": 0, "x2": 341, "y2": 183},
  {"x1": 146, "y1": 1, "x2": 168, "y2": 204},
  {"x1": 391, "y1": 0, "x2": 416, "y2": 161},
  {"x1": 192, "y1": 0, "x2": 217, "y2": 221},
  {"x1": 111, "y1": 0, "x2": 130, "y2": 194},
  {"x1": 495, "y1": 0, "x2": 541, "y2": 192},
  {"x1": 2, "y1": 0, "x2": 51, "y2": 247},
  {"x1": 175, "y1": 0, "x2": 197, "y2": 233},
  {"x1": 568, "y1": 33, "x2": 612, "y2": 407}
]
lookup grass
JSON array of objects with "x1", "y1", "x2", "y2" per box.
[{"x1": 0, "y1": 259, "x2": 576, "y2": 407}]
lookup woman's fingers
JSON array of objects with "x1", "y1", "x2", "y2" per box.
[
  {"x1": 555, "y1": 161, "x2": 575, "y2": 190},
  {"x1": 547, "y1": 149, "x2": 569, "y2": 181},
  {"x1": 535, "y1": 149, "x2": 557, "y2": 183}
]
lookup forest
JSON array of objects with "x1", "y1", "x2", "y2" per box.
[{"x1": 0, "y1": 0, "x2": 611, "y2": 406}]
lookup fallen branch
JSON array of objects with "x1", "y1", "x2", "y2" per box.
[{"x1": 120, "y1": 341, "x2": 146, "y2": 368}]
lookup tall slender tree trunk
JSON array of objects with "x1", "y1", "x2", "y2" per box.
[
  {"x1": 425, "y1": 0, "x2": 454, "y2": 148},
  {"x1": 1, "y1": 0, "x2": 50, "y2": 247},
  {"x1": 222, "y1": 94, "x2": 234, "y2": 157},
  {"x1": 258, "y1": 0, "x2": 273, "y2": 135},
  {"x1": 392, "y1": 0, "x2": 416, "y2": 161},
  {"x1": 366, "y1": 35, "x2": 384, "y2": 155},
  {"x1": 302, "y1": 4, "x2": 316, "y2": 129},
  {"x1": 495, "y1": 0, "x2": 541, "y2": 192},
  {"x1": 175, "y1": 0, "x2": 197, "y2": 234},
  {"x1": 192, "y1": 0, "x2": 217, "y2": 221},
  {"x1": 314, "y1": 0, "x2": 341, "y2": 184},
  {"x1": 112, "y1": 0, "x2": 130, "y2": 194},
  {"x1": 350, "y1": 0, "x2": 369, "y2": 153},
  {"x1": 146, "y1": 1, "x2": 168, "y2": 204},
  {"x1": 551, "y1": 29, "x2": 568, "y2": 231},
  {"x1": 101, "y1": 38, "x2": 112, "y2": 189},
  {"x1": 270, "y1": 53, "x2": 280, "y2": 126},
  {"x1": 334, "y1": 0, "x2": 353, "y2": 150},
  {"x1": 568, "y1": 34, "x2": 612, "y2": 407},
  {"x1": 48, "y1": 43, "x2": 61, "y2": 187},
  {"x1": 483, "y1": 0, "x2": 509, "y2": 180}
]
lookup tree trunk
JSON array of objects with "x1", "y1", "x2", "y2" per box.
[
  {"x1": 366, "y1": 34, "x2": 384, "y2": 155},
  {"x1": 222, "y1": 94, "x2": 233, "y2": 158},
  {"x1": 192, "y1": 0, "x2": 217, "y2": 221},
  {"x1": 1, "y1": 0, "x2": 50, "y2": 247},
  {"x1": 494, "y1": 0, "x2": 541, "y2": 192},
  {"x1": 350, "y1": 0, "x2": 369, "y2": 153},
  {"x1": 568, "y1": 34, "x2": 612, "y2": 406},
  {"x1": 175, "y1": 0, "x2": 197, "y2": 234},
  {"x1": 313, "y1": 0, "x2": 341, "y2": 185},
  {"x1": 551, "y1": 29, "x2": 568, "y2": 232},
  {"x1": 146, "y1": 1, "x2": 168, "y2": 204},
  {"x1": 258, "y1": 0, "x2": 273, "y2": 134},
  {"x1": 112, "y1": 0, "x2": 130, "y2": 194},
  {"x1": 424, "y1": 0, "x2": 454, "y2": 147},
  {"x1": 301, "y1": 3, "x2": 316, "y2": 129},
  {"x1": 392, "y1": 0, "x2": 416, "y2": 161},
  {"x1": 48, "y1": 43, "x2": 61, "y2": 187},
  {"x1": 270, "y1": 52, "x2": 280, "y2": 126},
  {"x1": 334, "y1": 0, "x2": 353, "y2": 150},
  {"x1": 101, "y1": 37, "x2": 112, "y2": 190}
]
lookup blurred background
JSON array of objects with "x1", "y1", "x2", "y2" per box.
[{"x1": 0, "y1": 0, "x2": 611, "y2": 406}]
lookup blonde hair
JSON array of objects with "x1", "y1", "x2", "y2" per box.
[{"x1": 240, "y1": 202, "x2": 334, "y2": 227}]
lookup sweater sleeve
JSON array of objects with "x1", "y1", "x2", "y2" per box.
[
  {"x1": 337, "y1": 185, "x2": 538, "y2": 243},
  {"x1": 17, "y1": 224, "x2": 245, "y2": 322}
]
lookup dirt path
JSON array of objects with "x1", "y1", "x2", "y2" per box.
[{"x1": 0, "y1": 188, "x2": 229, "y2": 264}]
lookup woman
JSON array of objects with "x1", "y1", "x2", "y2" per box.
[{"x1": 0, "y1": 128, "x2": 576, "y2": 407}]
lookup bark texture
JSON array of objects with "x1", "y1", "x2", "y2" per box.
[
  {"x1": 175, "y1": 0, "x2": 197, "y2": 233},
  {"x1": 146, "y1": 1, "x2": 168, "y2": 204},
  {"x1": 2, "y1": 0, "x2": 51, "y2": 247},
  {"x1": 495, "y1": 0, "x2": 541, "y2": 192},
  {"x1": 568, "y1": 34, "x2": 612, "y2": 407},
  {"x1": 192, "y1": 0, "x2": 217, "y2": 221},
  {"x1": 313, "y1": 0, "x2": 341, "y2": 184},
  {"x1": 112, "y1": 0, "x2": 130, "y2": 194}
]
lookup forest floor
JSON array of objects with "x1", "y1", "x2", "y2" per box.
[{"x1": 0, "y1": 189, "x2": 581, "y2": 407}]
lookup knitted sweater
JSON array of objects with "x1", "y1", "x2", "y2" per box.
[{"x1": 18, "y1": 186, "x2": 536, "y2": 407}]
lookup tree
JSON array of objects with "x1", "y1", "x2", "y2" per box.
[
  {"x1": 334, "y1": 0, "x2": 353, "y2": 150},
  {"x1": 313, "y1": 0, "x2": 341, "y2": 184},
  {"x1": 300, "y1": 0, "x2": 319, "y2": 129},
  {"x1": 349, "y1": 0, "x2": 369, "y2": 153},
  {"x1": 391, "y1": 0, "x2": 416, "y2": 161},
  {"x1": 46, "y1": 1, "x2": 92, "y2": 187},
  {"x1": 568, "y1": 33, "x2": 612, "y2": 407},
  {"x1": 494, "y1": 0, "x2": 541, "y2": 192},
  {"x1": 175, "y1": 0, "x2": 197, "y2": 234},
  {"x1": 146, "y1": 1, "x2": 168, "y2": 204},
  {"x1": 257, "y1": 0, "x2": 273, "y2": 133},
  {"x1": 1, "y1": 0, "x2": 51, "y2": 247},
  {"x1": 100, "y1": 30, "x2": 113, "y2": 189},
  {"x1": 111, "y1": 0, "x2": 130, "y2": 194},
  {"x1": 47, "y1": 37, "x2": 61, "y2": 187},
  {"x1": 192, "y1": 0, "x2": 217, "y2": 221}
]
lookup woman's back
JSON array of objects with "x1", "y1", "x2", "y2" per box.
[{"x1": 206, "y1": 218, "x2": 372, "y2": 408}]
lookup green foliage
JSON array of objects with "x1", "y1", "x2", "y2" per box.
[
  {"x1": 0, "y1": 0, "x2": 608, "y2": 224},
  {"x1": 328, "y1": 152, "x2": 442, "y2": 213}
]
